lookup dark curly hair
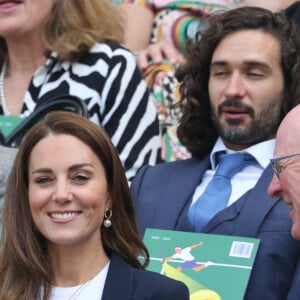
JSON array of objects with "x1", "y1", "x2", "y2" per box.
[{"x1": 176, "y1": 6, "x2": 300, "y2": 159}]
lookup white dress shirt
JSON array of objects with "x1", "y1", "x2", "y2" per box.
[{"x1": 191, "y1": 137, "x2": 275, "y2": 207}]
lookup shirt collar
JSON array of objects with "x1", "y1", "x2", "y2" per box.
[{"x1": 210, "y1": 137, "x2": 275, "y2": 169}]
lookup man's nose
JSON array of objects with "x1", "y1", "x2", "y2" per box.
[
  {"x1": 224, "y1": 73, "x2": 246, "y2": 98},
  {"x1": 268, "y1": 175, "x2": 282, "y2": 199}
]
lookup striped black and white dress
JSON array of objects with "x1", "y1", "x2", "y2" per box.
[{"x1": 0, "y1": 42, "x2": 161, "y2": 181}]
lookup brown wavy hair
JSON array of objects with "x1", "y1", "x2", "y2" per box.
[
  {"x1": 0, "y1": 111, "x2": 148, "y2": 300},
  {"x1": 175, "y1": 6, "x2": 300, "y2": 159},
  {"x1": 0, "y1": 0, "x2": 124, "y2": 64}
]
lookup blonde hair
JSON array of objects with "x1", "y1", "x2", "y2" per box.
[{"x1": 0, "y1": 0, "x2": 124, "y2": 63}]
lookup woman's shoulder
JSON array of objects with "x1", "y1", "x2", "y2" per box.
[
  {"x1": 89, "y1": 42, "x2": 134, "y2": 57},
  {"x1": 77, "y1": 42, "x2": 136, "y2": 67},
  {"x1": 107, "y1": 253, "x2": 189, "y2": 299}
]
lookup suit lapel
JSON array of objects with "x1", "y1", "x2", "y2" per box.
[
  {"x1": 202, "y1": 195, "x2": 244, "y2": 233},
  {"x1": 232, "y1": 164, "x2": 280, "y2": 237},
  {"x1": 203, "y1": 164, "x2": 280, "y2": 236},
  {"x1": 102, "y1": 253, "x2": 133, "y2": 300}
]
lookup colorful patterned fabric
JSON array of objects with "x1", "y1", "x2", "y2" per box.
[
  {"x1": 124, "y1": 0, "x2": 239, "y2": 52},
  {"x1": 123, "y1": 0, "x2": 238, "y2": 161},
  {"x1": 143, "y1": 61, "x2": 191, "y2": 161}
]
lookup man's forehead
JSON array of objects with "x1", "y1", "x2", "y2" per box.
[
  {"x1": 276, "y1": 107, "x2": 300, "y2": 154},
  {"x1": 213, "y1": 30, "x2": 280, "y2": 54},
  {"x1": 211, "y1": 30, "x2": 281, "y2": 67}
]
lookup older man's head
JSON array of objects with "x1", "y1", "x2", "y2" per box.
[{"x1": 268, "y1": 104, "x2": 300, "y2": 240}]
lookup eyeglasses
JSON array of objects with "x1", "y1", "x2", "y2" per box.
[{"x1": 270, "y1": 153, "x2": 300, "y2": 178}]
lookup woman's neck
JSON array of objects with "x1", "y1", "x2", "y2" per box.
[
  {"x1": 5, "y1": 33, "x2": 46, "y2": 74},
  {"x1": 48, "y1": 238, "x2": 109, "y2": 287},
  {"x1": 0, "y1": 36, "x2": 48, "y2": 115}
]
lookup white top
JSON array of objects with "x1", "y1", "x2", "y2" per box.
[
  {"x1": 50, "y1": 261, "x2": 110, "y2": 300},
  {"x1": 191, "y1": 137, "x2": 275, "y2": 207}
]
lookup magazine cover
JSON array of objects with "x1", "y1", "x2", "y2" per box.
[{"x1": 143, "y1": 228, "x2": 260, "y2": 300}]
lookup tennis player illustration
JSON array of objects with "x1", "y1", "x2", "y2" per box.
[{"x1": 162, "y1": 241, "x2": 207, "y2": 272}]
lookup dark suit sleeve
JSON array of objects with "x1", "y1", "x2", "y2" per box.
[
  {"x1": 133, "y1": 269, "x2": 190, "y2": 300},
  {"x1": 131, "y1": 159, "x2": 205, "y2": 236},
  {"x1": 287, "y1": 257, "x2": 300, "y2": 300},
  {"x1": 103, "y1": 253, "x2": 189, "y2": 299},
  {"x1": 131, "y1": 165, "x2": 149, "y2": 206},
  {"x1": 131, "y1": 165, "x2": 160, "y2": 237}
]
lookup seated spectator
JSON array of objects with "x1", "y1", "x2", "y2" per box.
[
  {"x1": 131, "y1": 7, "x2": 300, "y2": 299},
  {"x1": 268, "y1": 103, "x2": 300, "y2": 300},
  {"x1": 118, "y1": 0, "x2": 300, "y2": 162},
  {"x1": 268, "y1": 104, "x2": 300, "y2": 241},
  {"x1": 0, "y1": 0, "x2": 161, "y2": 186},
  {"x1": 118, "y1": 0, "x2": 237, "y2": 161},
  {"x1": 0, "y1": 111, "x2": 189, "y2": 300}
]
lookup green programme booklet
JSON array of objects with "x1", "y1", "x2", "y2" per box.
[{"x1": 143, "y1": 228, "x2": 260, "y2": 300}]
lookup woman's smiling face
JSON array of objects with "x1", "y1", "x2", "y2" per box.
[{"x1": 28, "y1": 133, "x2": 111, "y2": 247}]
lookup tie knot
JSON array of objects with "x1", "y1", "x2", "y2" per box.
[{"x1": 215, "y1": 152, "x2": 256, "y2": 178}]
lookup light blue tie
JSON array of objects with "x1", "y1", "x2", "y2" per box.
[{"x1": 188, "y1": 152, "x2": 256, "y2": 231}]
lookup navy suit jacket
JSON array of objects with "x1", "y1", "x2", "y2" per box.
[
  {"x1": 102, "y1": 253, "x2": 189, "y2": 299},
  {"x1": 131, "y1": 157, "x2": 300, "y2": 300}
]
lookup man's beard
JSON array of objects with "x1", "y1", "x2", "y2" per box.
[{"x1": 212, "y1": 99, "x2": 282, "y2": 146}]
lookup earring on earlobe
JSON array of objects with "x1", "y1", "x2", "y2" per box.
[{"x1": 103, "y1": 208, "x2": 112, "y2": 228}]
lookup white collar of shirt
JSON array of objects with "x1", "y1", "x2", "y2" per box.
[
  {"x1": 191, "y1": 137, "x2": 276, "y2": 207},
  {"x1": 210, "y1": 137, "x2": 275, "y2": 170}
]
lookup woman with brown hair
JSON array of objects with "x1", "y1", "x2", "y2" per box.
[{"x1": 0, "y1": 111, "x2": 188, "y2": 299}]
